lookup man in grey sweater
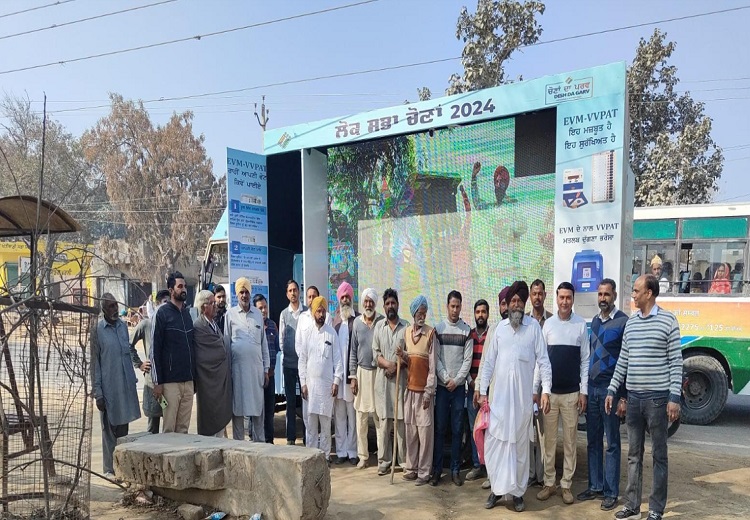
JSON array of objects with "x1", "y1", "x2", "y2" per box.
[
  {"x1": 348, "y1": 287, "x2": 384, "y2": 468},
  {"x1": 430, "y1": 290, "x2": 473, "y2": 487}
]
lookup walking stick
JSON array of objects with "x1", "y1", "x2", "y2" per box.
[{"x1": 390, "y1": 353, "x2": 401, "y2": 485}]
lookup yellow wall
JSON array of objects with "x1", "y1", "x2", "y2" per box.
[{"x1": 0, "y1": 241, "x2": 94, "y2": 304}]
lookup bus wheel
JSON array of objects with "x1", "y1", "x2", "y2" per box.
[{"x1": 682, "y1": 355, "x2": 728, "y2": 425}]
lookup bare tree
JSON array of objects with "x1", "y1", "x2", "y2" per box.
[{"x1": 81, "y1": 94, "x2": 225, "y2": 283}]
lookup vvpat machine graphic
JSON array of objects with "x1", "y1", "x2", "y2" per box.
[{"x1": 571, "y1": 249, "x2": 604, "y2": 319}]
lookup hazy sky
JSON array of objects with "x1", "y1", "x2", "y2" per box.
[{"x1": 2, "y1": 0, "x2": 749, "y2": 203}]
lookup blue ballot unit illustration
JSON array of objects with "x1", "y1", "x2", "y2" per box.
[{"x1": 572, "y1": 249, "x2": 603, "y2": 318}]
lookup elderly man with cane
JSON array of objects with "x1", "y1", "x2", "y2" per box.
[
  {"x1": 396, "y1": 295, "x2": 438, "y2": 486},
  {"x1": 372, "y1": 288, "x2": 408, "y2": 477}
]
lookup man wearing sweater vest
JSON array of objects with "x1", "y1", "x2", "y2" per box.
[
  {"x1": 279, "y1": 280, "x2": 307, "y2": 445},
  {"x1": 430, "y1": 290, "x2": 473, "y2": 487},
  {"x1": 397, "y1": 295, "x2": 438, "y2": 486},
  {"x1": 605, "y1": 275, "x2": 682, "y2": 520},
  {"x1": 577, "y1": 279, "x2": 629, "y2": 511},
  {"x1": 536, "y1": 281, "x2": 590, "y2": 505}
]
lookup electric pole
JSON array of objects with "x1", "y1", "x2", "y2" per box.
[{"x1": 254, "y1": 95, "x2": 269, "y2": 133}]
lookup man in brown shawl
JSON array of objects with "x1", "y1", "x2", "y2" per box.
[{"x1": 193, "y1": 289, "x2": 233, "y2": 436}]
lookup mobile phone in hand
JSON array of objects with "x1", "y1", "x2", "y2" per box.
[{"x1": 159, "y1": 395, "x2": 168, "y2": 410}]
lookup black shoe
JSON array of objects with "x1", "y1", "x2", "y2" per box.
[
  {"x1": 349, "y1": 457, "x2": 358, "y2": 466},
  {"x1": 513, "y1": 496, "x2": 525, "y2": 512},
  {"x1": 601, "y1": 496, "x2": 618, "y2": 511},
  {"x1": 451, "y1": 471, "x2": 463, "y2": 487},
  {"x1": 615, "y1": 507, "x2": 641, "y2": 520},
  {"x1": 577, "y1": 489, "x2": 603, "y2": 501},
  {"x1": 429, "y1": 473, "x2": 441, "y2": 487},
  {"x1": 335, "y1": 456, "x2": 347, "y2": 465},
  {"x1": 646, "y1": 511, "x2": 662, "y2": 520},
  {"x1": 485, "y1": 492, "x2": 499, "y2": 510}
]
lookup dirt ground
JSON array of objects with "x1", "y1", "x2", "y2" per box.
[{"x1": 88, "y1": 411, "x2": 750, "y2": 520}]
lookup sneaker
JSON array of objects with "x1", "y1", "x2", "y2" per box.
[
  {"x1": 577, "y1": 489, "x2": 603, "y2": 501},
  {"x1": 485, "y1": 492, "x2": 499, "y2": 510},
  {"x1": 615, "y1": 507, "x2": 641, "y2": 520},
  {"x1": 513, "y1": 496, "x2": 525, "y2": 513},
  {"x1": 415, "y1": 477, "x2": 429, "y2": 486},
  {"x1": 561, "y1": 488, "x2": 574, "y2": 505},
  {"x1": 466, "y1": 466, "x2": 485, "y2": 481},
  {"x1": 601, "y1": 496, "x2": 618, "y2": 511},
  {"x1": 402, "y1": 471, "x2": 417, "y2": 481},
  {"x1": 377, "y1": 464, "x2": 389, "y2": 476},
  {"x1": 646, "y1": 512, "x2": 662, "y2": 520},
  {"x1": 451, "y1": 471, "x2": 463, "y2": 487},
  {"x1": 481, "y1": 479, "x2": 491, "y2": 490},
  {"x1": 536, "y1": 485, "x2": 557, "y2": 501}
]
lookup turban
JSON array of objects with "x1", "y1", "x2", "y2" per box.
[
  {"x1": 361, "y1": 287, "x2": 378, "y2": 304},
  {"x1": 506, "y1": 281, "x2": 529, "y2": 304},
  {"x1": 650, "y1": 254, "x2": 663, "y2": 267},
  {"x1": 337, "y1": 281, "x2": 354, "y2": 301},
  {"x1": 498, "y1": 286, "x2": 510, "y2": 306},
  {"x1": 311, "y1": 296, "x2": 327, "y2": 315},
  {"x1": 410, "y1": 295, "x2": 428, "y2": 317},
  {"x1": 235, "y1": 277, "x2": 251, "y2": 294}
]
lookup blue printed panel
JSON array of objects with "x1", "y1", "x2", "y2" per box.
[{"x1": 226, "y1": 148, "x2": 269, "y2": 307}]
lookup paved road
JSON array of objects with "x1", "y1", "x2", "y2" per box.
[{"x1": 668, "y1": 394, "x2": 750, "y2": 457}]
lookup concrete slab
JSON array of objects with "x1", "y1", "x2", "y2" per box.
[{"x1": 114, "y1": 433, "x2": 330, "y2": 520}]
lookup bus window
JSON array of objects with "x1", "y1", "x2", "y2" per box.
[
  {"x1": 641, "y1": 244, "x2": 676, "y2": 295},
  {"x1": 680, "y1": 241, "x2": 744, "y2": 295}
]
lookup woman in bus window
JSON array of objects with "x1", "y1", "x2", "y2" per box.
[{"x1": 708, "y1": 263, "x2": 732, "y2": 294}]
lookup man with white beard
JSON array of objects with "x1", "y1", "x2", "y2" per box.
[
  {"x1": 478, "y1": 281, "x2": 552, "y2": 512},
  {"x1": 332, "y1": 282, "x2": 360, "y2": 464},
  {"x1": 348, "y1": 288, "x2": 384, "y2": 469}
]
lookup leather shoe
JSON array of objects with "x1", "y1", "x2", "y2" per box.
[
  {"x1": 577, "y1": 489, "x2": 603, "y2": 501},
  {"x1": 601, "y1": 496, "x2": 618, "y2": 511},
  {"x1": 429, "y1": 473, "x2": 441, "y2": 487},
  {"x1": 451, "y1": 471, "x2": 463, "y2": 487},
  {"x1": 485, "y1": 492, "x2": 499, "y2": 509},
  {"x1": 335, "y1": 456, "x2": 347, "y2": 465},
  {"x1": 513, "y1": 496, "x2": 525, "y2": 512}
]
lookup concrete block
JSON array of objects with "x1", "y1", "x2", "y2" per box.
[
  {"x1": 114, "y1": 433, "x2": 330, "y2": 520},
  {"x1": 177, "y1": 503, "x2": 204, "y2": 520}
]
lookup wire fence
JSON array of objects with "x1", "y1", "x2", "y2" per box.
[{"x1": 1, "y1": 296, "x2": 98, "y2": 519}]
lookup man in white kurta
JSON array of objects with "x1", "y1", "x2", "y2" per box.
[
  {"x1": 478, "y1": 281, "x2": 552, "y2": 513},
  {"x1": 332, "y1": 281, "x2": 359, "y2": 464},
  {"x1": 225, "y1": 277, "x2": 270, "y2": 442},
  {"x1": 299, "y1": 296, "x2": 344, "y2": 460},
  {"x1": 295, "y1": 286, "x2": 332, "y2": 439}
]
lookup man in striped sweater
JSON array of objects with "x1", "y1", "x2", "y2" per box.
[
  {"x1": 605, "y1": 274, "x2": 682, "y2": 520},
  {"x1": 430, "y1": 290, "x2": 473, "y2": 487},
  {"x1": 536, "y1": 281, "x2": 590, "y2": 505}
]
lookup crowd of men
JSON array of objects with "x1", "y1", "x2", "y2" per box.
[{"x1": 91, "y1": 270, "x2": 682, "y2": 519}]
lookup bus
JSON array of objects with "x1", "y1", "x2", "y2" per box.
[{"x1": 633, "y1": 202, "x2": 750, "y2": 425}]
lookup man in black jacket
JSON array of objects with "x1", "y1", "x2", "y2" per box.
[{"x1": 150, "y1": 271, "x2": 196, "y2": 433}]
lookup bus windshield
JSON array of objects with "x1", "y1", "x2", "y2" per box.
[{"x1": 205, "y1": 241, "x2": 229, "y2": 288}]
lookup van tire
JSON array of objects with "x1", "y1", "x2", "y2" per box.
[{"x1": 682, "y1": 355, "x2": 728, "y2": 425}]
